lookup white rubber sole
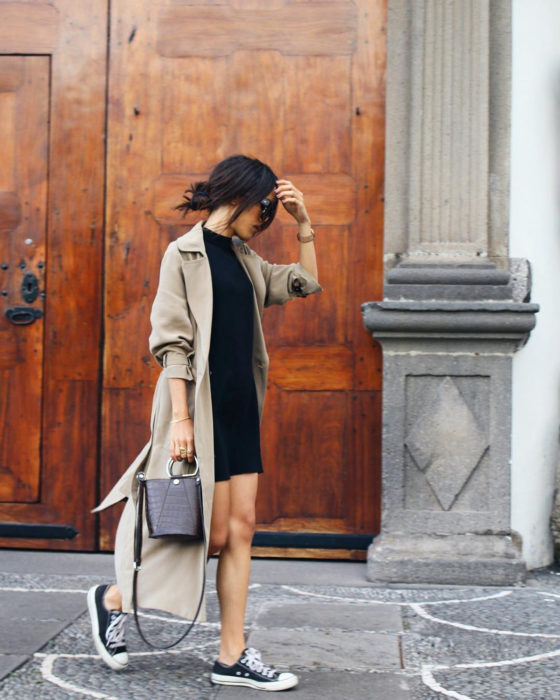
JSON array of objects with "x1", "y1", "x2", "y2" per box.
[
  {"x1": 210, "y1": 672, "x2": 298, "y2": 691},
  {"x1": 86, "y1": 586, "x2": 129, "y2": 671}
]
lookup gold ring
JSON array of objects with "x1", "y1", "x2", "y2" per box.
[
  {"x1": 179, "y1": 447, "x2": 187, "y2": 453},
  {"x1": 186, "y1": 448, "x2": 194, "y2": 455}
]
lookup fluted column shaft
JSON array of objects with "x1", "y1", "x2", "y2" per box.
[{"x1": 409, "y1": 0, "x2": 489, "y2": 254}]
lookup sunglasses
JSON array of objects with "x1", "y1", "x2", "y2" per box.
[{"x1": 259, "y1": 197, "x2": 276, "y2": 222}]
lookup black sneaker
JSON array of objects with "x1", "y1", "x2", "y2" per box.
[
  {"x1": 87, "y1": 584, "x2": 129, "y2": 671},
  {"x1": 211, "y1": 647, "x2": 298, "y2": 691}
]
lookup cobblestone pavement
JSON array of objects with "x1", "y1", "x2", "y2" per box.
[{"x1": 0, "y1": 553, "x2": 559, "y2": 699}]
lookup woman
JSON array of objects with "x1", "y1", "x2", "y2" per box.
[{"x1": 88, "y1": 155, "x2": 322, "y2": 691}]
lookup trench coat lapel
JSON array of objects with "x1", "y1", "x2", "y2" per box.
[{"x1": 176, "y1": 222, "x2": 213, "y2": 382}]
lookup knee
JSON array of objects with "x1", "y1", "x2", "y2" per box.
[
  {"x1": 228, "y1": 509, "x2": 256, "y2": 545},
  {"x1": 208, "y1": 527, "x2": 229, "y2": 556}
]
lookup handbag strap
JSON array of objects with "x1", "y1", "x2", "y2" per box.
[{"x1": 132, "y1": 473, "x2": 206, "y2": 650}]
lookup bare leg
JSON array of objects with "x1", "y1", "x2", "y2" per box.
[
  {"x1": 211, "y1": 473, "x2": 258, "y2": 665},
  {"x1": 208, "y1": 479, "x2": 231, "y2": 557}
]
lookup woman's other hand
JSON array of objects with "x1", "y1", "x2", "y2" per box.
[
  {"x1": 275, "y1": 179, "x2": 310, "y2": 225},
  {"x1": 170, "y1": 418, "x2": 196, "y2": 463}
]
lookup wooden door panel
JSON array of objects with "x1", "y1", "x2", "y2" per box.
[
  {"x1": 229, "y1": 51, "x2": 285, "y2": 162},
  {"x1": 257, "y1": 390, "x2": 347, "y2": 522},
  {"x1": 346, "y1": 390, "x2": 382, "y2": 531},
  {"x1": 284, "y1": 57, "x2": 352, "y2": 173},
  {"x1": 160, "y1": 58, "x2": 230, "y2": 174},
  {"x1": 0, "y1": 1, "x2": 107, "y2": 550},
  {"x1": 0, "y1": 56, "x2": 47, "y2": 503},
  {"x1": 100, "y1": 0, "x2": 385, "y2": 557},
  {"x1": 267, "y1": 346, "x2": 353, "y2": 391},
  {"x1": 0, "y1": 2, "x2": 59, "y2": 53},
  {"x1": 157, "y1": 4, "x2": 358, "y2": 57},
  {"x1": 278, "y1": 176, "x2": 356, "y2": 225},
  {"x1": 98, "y1": 387, "x2": 153, "y2": 550}
]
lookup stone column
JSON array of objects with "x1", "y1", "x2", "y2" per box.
[{"x1": 363, "y1": 0, "x2": 538, "y2": 585}]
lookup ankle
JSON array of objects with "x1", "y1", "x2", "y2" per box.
[
  {"x1": 218, "y1": 645, "x2": 245, "y2": 666},
  {"x1": 104, "y1": 584, "x2": 122, "y2": 611}
]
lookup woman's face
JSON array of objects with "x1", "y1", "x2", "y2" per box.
[{"x1": 231, "y1": 190, "x2": 276, "y2": 240}]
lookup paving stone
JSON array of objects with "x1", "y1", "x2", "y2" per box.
[
  {"x1": 0, "y1": 591, "x2": 86, "y2": 622},
  {"x1": 0, "y1": 619, "x2": 69, "y2": 655},
  {"x1": 0, "y1": 655, "x2": 29, "y2": 682},
  {"x1": 247, "y1": 559, "x2": 370, "y2": 587},
  {"x1": 0, "y1": 551, "x2": 116, "y2": 577},
  {"x1": 214, "y1": 670, "x2": 411, "y2": 699},
  {"x1": 246, "y1": 629, "x2": 401, "y2": 670},
  {"x1": 256, "y1": 602, "x2": 402, "y2": 632}
]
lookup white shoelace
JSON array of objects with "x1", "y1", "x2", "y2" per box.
[
  {"x1": 241, "y1": 648, "x2": 277, "y2": 679},
  {"x1": 105, "y1": 611, "x2": 127, "y2": 649}
]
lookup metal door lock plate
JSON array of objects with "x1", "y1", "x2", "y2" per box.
[{"x1": 21, "y1": 271, "x2": 39, "y2": 303}]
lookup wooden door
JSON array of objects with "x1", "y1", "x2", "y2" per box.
[
  {"x1": 0, "y1": 1, "x2": 107, "y2": 550},
  {"x1": 99, "y1": 0, "x2": 385, "y2": 557}
]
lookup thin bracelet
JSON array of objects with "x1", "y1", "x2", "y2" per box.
[{"x1": 170, "y1": 416, "x2": 192, "y2": 424}]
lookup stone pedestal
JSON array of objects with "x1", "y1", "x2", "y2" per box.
[
  {"x1": 367, "y1": 534, "x2": 525, "y2": 586},
  {"x1": 362, "y1": 263, "x2": 538, "y2": 585}
]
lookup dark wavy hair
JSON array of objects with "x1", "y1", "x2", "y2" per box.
[{"x1": 175, "y1": 155, "x2": 279, "y2": 232}]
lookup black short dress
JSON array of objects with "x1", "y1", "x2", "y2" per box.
[{"x1": 203, "y1": 227, "x2": 263, "y2": 482}]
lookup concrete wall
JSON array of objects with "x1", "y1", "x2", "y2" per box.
[{"x1": 510, "y1": 0, "x2": 560, "y2": 569}]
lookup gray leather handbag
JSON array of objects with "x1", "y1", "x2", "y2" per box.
[
  {"x1": 141, "y1": 457, "x2": 203, "y2": 540},
  {"x1": 132, "y1": 457, "x2": 205, "y2": 649}
]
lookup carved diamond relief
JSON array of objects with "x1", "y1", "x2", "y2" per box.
[{"x1": 405, "y1": 377, "x2": 489, "y2": 511}]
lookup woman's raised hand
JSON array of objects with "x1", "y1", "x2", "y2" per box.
[
  {"x1": 170, "y1": 418, "x2": 196, "y2": 463},
  {"x1": 275, "y1": 179, "x2": 310, "y2": 225}
]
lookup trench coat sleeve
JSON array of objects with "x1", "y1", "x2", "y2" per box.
[
  {"x1": 148, "y1": 242, "x2": 195, "y2": 382},
  {"x1": 254, "y1": 252, "x2": 322, "y2": 307}
]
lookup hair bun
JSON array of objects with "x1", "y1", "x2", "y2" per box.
[
  {"x1": 189, "y1": 182, "x2": 211, "y2": 211},
  {"x1": 175, "y1": 180, "x2": 211, "y2": 215}
]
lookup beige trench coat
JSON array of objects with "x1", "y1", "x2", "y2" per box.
[{"x1": 93, "y1": 221, "x2": 322, "y2": 620}]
